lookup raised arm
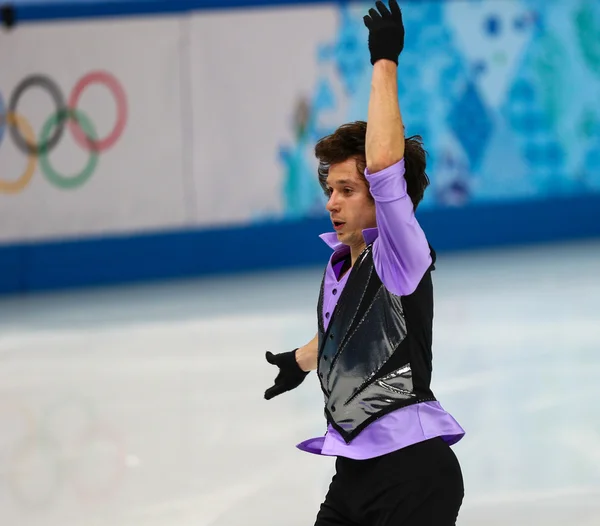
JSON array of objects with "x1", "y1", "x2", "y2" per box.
[
  {"x1": 363, "y1": 1, "x2": 431, "y2": 296},
  {"x1": 364, "y1": 2, "x2": 405, "y2": 172}
]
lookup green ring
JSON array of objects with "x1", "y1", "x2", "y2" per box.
[{"x1": 39, "y1": 109, "x2": 99, "y2": 189}]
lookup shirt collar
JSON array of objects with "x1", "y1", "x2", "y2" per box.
[{"x1": 319, "y1": 227, "x2": 379, "y2": 252}]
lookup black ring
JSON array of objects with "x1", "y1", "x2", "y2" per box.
[{"x1": 8, "y1": 74, "x2": 67, "y2": 156}]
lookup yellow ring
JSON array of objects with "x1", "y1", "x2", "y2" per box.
[{"x1": 0, "y1": 112, "x2": 37, "y2": 194}]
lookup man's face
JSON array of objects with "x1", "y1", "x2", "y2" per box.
[{"x1": 325, "y1": 158, "x2": 376, "y2": 250}]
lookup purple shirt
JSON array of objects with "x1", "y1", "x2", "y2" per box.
[{"x1": 296, "y1": 158, "x2": 465, "y2": 460}]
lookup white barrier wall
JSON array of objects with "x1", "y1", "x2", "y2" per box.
[
  {"x1": 189, "y1": 6, "x2": 337, "y2": 226},
  {"x1": 0, "y1": 17, "x2": 189, "y2": 242},
  {"x1": 0, "y1": 5, "x2": 343, "y2": 242}
]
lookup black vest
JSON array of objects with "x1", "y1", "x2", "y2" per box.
[{"x1": 316, "y1": 244, "x2": 437, "y2": 443}]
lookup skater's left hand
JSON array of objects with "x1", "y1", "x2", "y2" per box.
[{"x1": 363, "y1": 0, "x2": 405, "y2": 65}]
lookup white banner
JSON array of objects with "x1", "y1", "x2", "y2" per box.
[{"x1": 0, "y1": 16, "x2": 188, "y2": 242}]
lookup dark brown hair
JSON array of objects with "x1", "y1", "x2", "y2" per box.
[{"x1": 315, "y1": 121, "x2": 429, "y2": 210}]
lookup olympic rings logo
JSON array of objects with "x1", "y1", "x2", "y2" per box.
[
  {"x1": 0, "y1": 70, "x2": 127, "y2": 194},
  {"x1": 0, "y1": 392, "x2": 128, "y2": 510}
]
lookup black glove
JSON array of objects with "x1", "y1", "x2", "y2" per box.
[
  {"x1": 363, "y1": 0, "x2": 405, "y2": 66},
  {"x1": 264, "y1": 349, "x2": 309, "y2": 400}
]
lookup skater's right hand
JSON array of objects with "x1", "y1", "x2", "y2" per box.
[{"x1": 264, "y1": 349, "x2": 309, "y2": 400}]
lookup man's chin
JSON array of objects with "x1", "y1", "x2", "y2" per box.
[{"x1": 336, "y1": 230, "x2": 350, "y2": 243}]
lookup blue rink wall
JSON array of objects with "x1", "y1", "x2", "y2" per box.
[
  {"x1": 1, "y1": 0, "x2": 600, "y2": 295},
  {"x1": 1, "y1": 194, "x2": 599, "y2": 295}
]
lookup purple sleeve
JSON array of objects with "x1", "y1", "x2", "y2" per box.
[{"x1": 365, "y1": 158, "x2": 432, "y2": 296}]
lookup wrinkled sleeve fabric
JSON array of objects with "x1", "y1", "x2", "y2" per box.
[{"x1": 366, "y1": 158, "x2": 432, "y2": 296}]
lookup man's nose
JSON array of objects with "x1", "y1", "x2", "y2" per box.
[{"x1": 326, "y1": 193, "x2": 339, "y2": 212}]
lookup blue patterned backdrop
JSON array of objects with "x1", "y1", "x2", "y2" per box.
[
  {"x1": 2, "y1": 0, "x2": 599, "y2": 295},
  {"x1": 279, "y1": 0, "x2": 600, "y2": 218}
]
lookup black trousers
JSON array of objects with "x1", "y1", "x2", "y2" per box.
[{"x1": 314, "y1": 437, "x2": 464, "y2": 526}]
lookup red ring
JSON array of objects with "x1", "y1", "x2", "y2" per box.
[{"x1": 68, "y1": 71, "x2": 127, "y2": 152}]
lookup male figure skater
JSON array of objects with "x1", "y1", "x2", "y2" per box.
[{"x1": 265, "y1": 1, "x2": 465, "y2": 524}]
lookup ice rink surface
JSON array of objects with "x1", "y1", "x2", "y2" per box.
[{"x1": 1, "y1": 239, "x2": 599, "y2": 526}]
